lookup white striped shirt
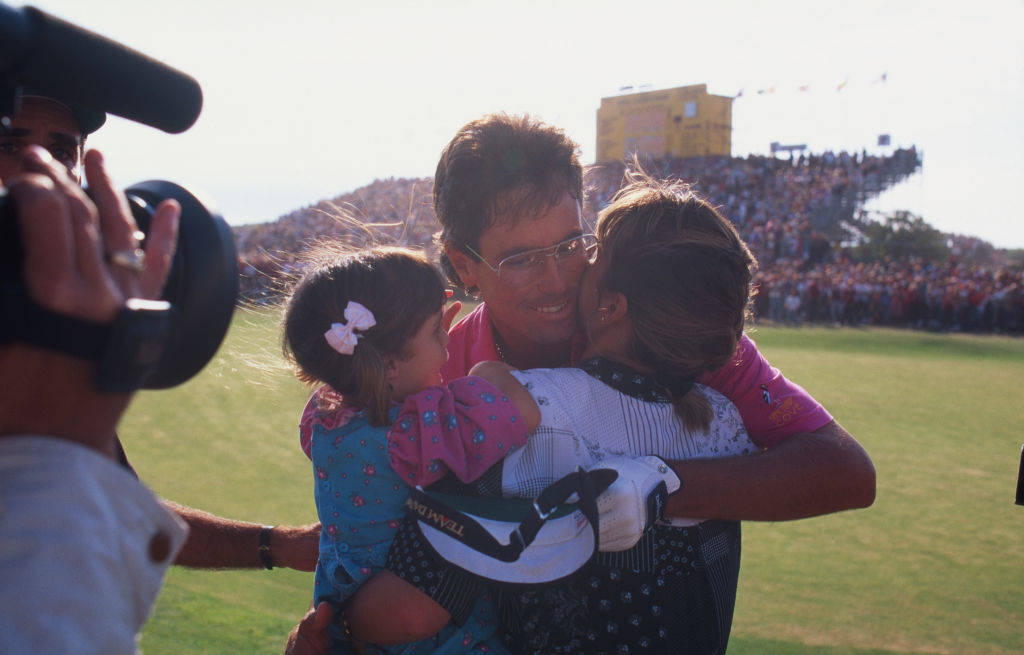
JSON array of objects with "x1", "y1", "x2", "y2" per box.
[{"x1": 501, "y1": 367, "x2": 755, "y2": 508}]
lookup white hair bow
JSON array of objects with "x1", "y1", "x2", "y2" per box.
[{"x1": 324, "y1": 301, "x2": 377, "y2": 355}]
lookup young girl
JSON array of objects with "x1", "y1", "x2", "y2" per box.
[
  {"x1": 358, "y1": 172, "x2": 760, "y2": 654},
  {"x1": 282, "y1": 246, "x2": 531, "y2": 654}
]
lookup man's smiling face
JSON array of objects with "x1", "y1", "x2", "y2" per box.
[{"x1": 457, "y1": 189, "x2": 585, "y2": 352}]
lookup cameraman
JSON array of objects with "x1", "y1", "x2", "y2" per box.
[
  {"x1": 0, "y1": 144, "x2": 183, "y2": 652},
  {"x1": 0, "y1": 93, "x2": 319, "y2": 572}
]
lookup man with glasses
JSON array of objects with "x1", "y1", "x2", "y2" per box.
[
  {"x1": 436, "y1": 115, "x2": 872, "y2": 495},
  {"x1": 436, "y1": 113, "x2": 872, "y2": 651}
]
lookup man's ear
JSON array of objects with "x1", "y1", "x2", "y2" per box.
[{"x1": 446, "y1": 244, "x2": 479, "y2": 290}]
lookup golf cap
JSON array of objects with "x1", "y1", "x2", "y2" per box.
[
  {"x1": 21, "y1": 88, "x2": 106, "y2": 135},
  {"x1": 406, "y1": 468, "x2": 616, "y2": 586}
]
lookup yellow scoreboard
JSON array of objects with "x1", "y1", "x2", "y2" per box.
[{"x1": 596, "y1": 84, "x2": 732, "y2": 162}]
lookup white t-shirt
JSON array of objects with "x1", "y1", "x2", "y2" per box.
[
  {"x1": 502, "y1": 366, "x2": 756, "y2": 517},
  {"x1": 0, "y1": 436, "x2": 187, "y2": 655}
]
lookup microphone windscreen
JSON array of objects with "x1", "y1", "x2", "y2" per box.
[{"x1": 12, "y1": 7, "x2": 202, "y2": 133}]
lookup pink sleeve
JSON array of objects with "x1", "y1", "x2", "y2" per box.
[
  {"x1": 299, "y1": 398, "x2": 316, "y2": 460},
  {"x1": 299, "y1": 387, "x2": 359, "y2": 460},
  {"x1": 698, "y1": 334, "x2": 833, "y2": 448},
  {"x1": 387, "y1": 376, "x2": 529, "y2": 486}
]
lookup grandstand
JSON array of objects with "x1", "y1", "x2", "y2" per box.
[{"x1": 233, "y1": 146, "x2": 1022, "y2": 335}]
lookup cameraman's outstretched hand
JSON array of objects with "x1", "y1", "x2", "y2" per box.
[
  {"x1": 10, "y1": 146, "x2": 180, "y2": 318},
  {"x1": 0, "y1": 146, "x2": 180, "y2": 455}
]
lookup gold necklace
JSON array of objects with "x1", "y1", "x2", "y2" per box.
[{"x1": 493, "y1": 330, "x2": 510, "y2": 364}]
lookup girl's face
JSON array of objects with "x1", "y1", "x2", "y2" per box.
[
  {"x1": 575, "y1": 247, "x2": 634, "y2": 361},
  {"x1": 387, "y1": 308, "x2": 449, "y2": 401}
]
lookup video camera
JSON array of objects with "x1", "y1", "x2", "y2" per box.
[{"x1": 0, "y1": 3, "x2": 237, "y2": 391}]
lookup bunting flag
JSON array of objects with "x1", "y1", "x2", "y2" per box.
[{"x1": 726, "y1": 72, "x2": 886, "y2": 100}]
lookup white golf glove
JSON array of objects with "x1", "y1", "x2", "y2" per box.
[{"x1": 590, "y1": 455, "x2": 680, "y2": 552}]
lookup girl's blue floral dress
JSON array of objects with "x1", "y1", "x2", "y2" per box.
[{"x1": 300, "y1": 387, "x2": 508, "y2": 654}]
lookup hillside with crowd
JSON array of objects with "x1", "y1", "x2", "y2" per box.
[{"x1": 234, "y1": 146, "x2": 1022, "y2": 334}]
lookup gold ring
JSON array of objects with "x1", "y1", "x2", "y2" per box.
[{"x1": 108, "y1": 248, "x2": 146, "y2": 272}]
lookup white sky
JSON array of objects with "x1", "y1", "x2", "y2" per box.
[{"x1": 24, "y1": 0, "x2": 1024, "y2": 248}]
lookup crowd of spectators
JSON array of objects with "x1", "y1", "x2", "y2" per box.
[
  {"x1": 234, "y1": 177, "x2": 436, "y2": 302},
  {"x1": 233, "y1": 146, "x2": 1022, "y2": 334},
  {"x1": 755, "y1": 256, "x2": 1022, "y2": 333}
]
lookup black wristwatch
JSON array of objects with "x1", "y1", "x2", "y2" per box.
[{"x1": 258, "y1": 526, "x2": 275, "y2": 570}]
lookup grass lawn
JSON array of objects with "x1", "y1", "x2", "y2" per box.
[{"x1": 123, "y1": 309, "x2": 1024, "y2": 654}]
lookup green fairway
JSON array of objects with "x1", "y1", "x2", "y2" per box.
[{"x1": 124, "y1": 310, "x2": 1024, "y2": 654}]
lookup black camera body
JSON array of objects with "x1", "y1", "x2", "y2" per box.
[{"x1": 0, "y1": 181, "x2": 239, "y2": 390}]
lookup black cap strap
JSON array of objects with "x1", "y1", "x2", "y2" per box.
[{"x1": 406, "y1": 467, "x2": 617, "y2": 563}]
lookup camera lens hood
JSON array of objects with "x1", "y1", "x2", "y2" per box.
[{"x1": 125, "y1": 180, "x2": 237, "y2": 389}]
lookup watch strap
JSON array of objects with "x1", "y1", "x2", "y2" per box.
[
  {"x1": 0, "y1": 285, "x2": 108, "y2": 359},
  {"x1": 0, "y1": 286, "x2": 172, "y2": 392},
  {"x1": 258, "y1": 526, "x2": 275, "y2": 570}
]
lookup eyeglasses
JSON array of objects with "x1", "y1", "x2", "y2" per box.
[{"x1": 463, "y1": 234, "x2": 598, "y2": 287}]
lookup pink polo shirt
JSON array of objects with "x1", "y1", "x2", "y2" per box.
[{"x1": 442, "y1": 303, "x2": 832, "y2": 449}]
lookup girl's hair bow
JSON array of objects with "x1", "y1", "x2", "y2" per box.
[{"x1": 324, "y1": 301, "x2": 377, "y2": 355}]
